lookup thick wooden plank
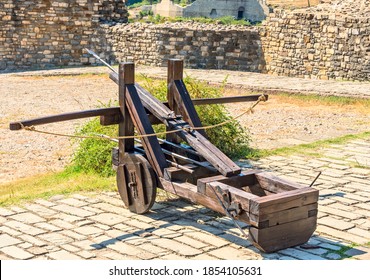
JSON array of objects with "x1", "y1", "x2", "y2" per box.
[
  {"x1": 192, "y1": 95, "x2": 268, "y2": 105},
  {"x1": 100, "y1": 112, "x2": 122, "y2": 126},
  {"x1": 249, "y1": 187, "x2": 319, "y2": 215},
  {"x1": 119, "y1": 63, "x2": 135, "y2": 155},
  {"x1": 255, "y1": 172, "x2": 306, "y2": 193},
  {"x1": 197, "y1": 175, "x2": 228, "y2": 194},
  {"x1": 126, "y1": 84, "x2": 168, "y2": 177},
  {"x1": 136, "y1": 162, "x2": 147, "y2": 205},
  {"x1": 197, "y1": 170, "x2": 261, "y2": 194},
  {"x1": 159, "y1": 178, "x2": 252, "y2": 225},
  {"x1": 249, "y1": 202, "x2": 318, "y2": 228},
  {"x1": 10, "y1": 107, "x2": 120, "y2": 130},
  {"x1": 248, "y1": 216, "x2": 317, "y2": 253},
  {"x1": 100, "y1": 109, "x2": 162, "y2": 126},
  {"x1": 136, "y1": 83, "x2": 173, "y2": 124},
  {"x1": 164, "y1": 164, "x2": 217, "y2": 184},
  {"x1": 206, "y1": 182, "x2": 259, "y2": 211},
  {"x1": 167, "y1": 59, "x2": 183, "y2": 144},
  {"x1": 174, "y1": 79, "x2": 206, "y2": 137},
  {"x1": 170, "y1": 125, "x2": 241, "y2": 177}
]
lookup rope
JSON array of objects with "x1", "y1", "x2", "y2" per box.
[{"x1": 18, "y1": 94, "x2": 267, "y2": 142}]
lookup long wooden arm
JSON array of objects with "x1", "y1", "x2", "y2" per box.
[{"x1": 10, "y1": 95, "x2": 267, "y2": 130}]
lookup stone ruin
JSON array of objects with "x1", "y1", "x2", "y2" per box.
[
  {"x1": 0, "y1": 0, "x2": 368, "y2": 82},
  {"x1": 0, "y1": 0, "x2": 127, "y2": 71}
]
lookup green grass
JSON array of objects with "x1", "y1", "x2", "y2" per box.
[
  {"x1": 278, "y1": 93, "x2": 370, "y2": 108},
  {"x1": 131, "y1": 14, "x2": 253, "y2": 26},
  {"x1": 248, "y1": 131, "x2": 370, "y2": 160},
  {"x1": 0, "y1": 169, "x2": 115, "y2": 207},
  {"x1": 323, "y1": 244, "x2": 354, "y2": 260}
]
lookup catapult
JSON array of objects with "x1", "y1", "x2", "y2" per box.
[{"x1": 10, "y1": 58, "x2": 319, "y2": 253}]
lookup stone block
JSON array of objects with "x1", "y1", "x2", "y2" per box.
[
  {"x1": 89, "y1": 213, "x2": 127, "y2": 226},
  {"x1": 1, "y1": 246, "x2": 34, "y2": 260},
  {"x1": 4, "y1": 221, "x2": 45, "y2": 236},
  {"x1": 0, "y1": 234, "x2": 22, "y2": 248},
  {"x1": 48, "y1": 250, "x2": 82, "y2": 260}
]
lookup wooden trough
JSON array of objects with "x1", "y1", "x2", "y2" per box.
[{"x1": 10, "y1": 58, "x2": 319, "y2": 253}]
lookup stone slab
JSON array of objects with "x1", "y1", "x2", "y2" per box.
[
  {"x1": 0, "y1": 234, "x2": 22, "y2": 248},
  {"x1": 4, "y1": 221, "x2": 46, "y2": 236},
  {"x1": 1, "y1": 246, "x2": 34, "y2": 260},
  {"x1": 88, "y1": 213, "x2": 127, "y2": 226},
  {"x1": 10, "y1": 212, "x2": 46, "y2": 224},
  {"x1": 48, "y1": 250, "x2": 82, "y2": 260},
  {"x1": 52, "y1": 204, "x2": 94, "y2": 217}
]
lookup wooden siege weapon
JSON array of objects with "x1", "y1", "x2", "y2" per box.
[{"x1": 10, "y1": 58, "x2": 319, "y2": 253}]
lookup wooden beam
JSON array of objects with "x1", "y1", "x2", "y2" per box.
[
  {"x1": 9, "y1": 108, "x2": 119, "y2": 130},
  {"x1": 174, "y1": 79, "x2": 206, "y2": 137},
  {"x1": 167, "y1": 59, "x2": 183, "y2": 144},
  {"x1": 249, "y1": 187, "x2": 319, "y2": 215},
  {"x1": 159, "y1": 178, "x2": 252, "y2": 224},
  {"x1": 10, "y1": 92, "x2": 266, "y2": 130},
  {"x1": 118, "y1": 63, "x2": 135, "y2": 155},
  {"x1": 192, "y1": 95, "x2": 268, "y2": 105},
  {"x1": 125, "y1": 84, "x2": 168, "y2": 177}
]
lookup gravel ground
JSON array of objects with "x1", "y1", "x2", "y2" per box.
[{"x1": 1, "y1": 67, "x2": 369, "y2": 184}]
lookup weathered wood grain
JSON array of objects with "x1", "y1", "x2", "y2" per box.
[
  {"x1": 249, "y1": 187, "x2": 319, "y2": 215},
  {"x1": 249, "y1": 216, "x2": 317, "y2": 253}
]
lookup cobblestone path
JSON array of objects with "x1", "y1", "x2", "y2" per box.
[{"x1": 1, "y1": 137, "x2": 369, "y2": 260}]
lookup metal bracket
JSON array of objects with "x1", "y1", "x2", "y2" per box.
[{"x1": 210, "y1": 185, "x2": 248, "y2": 239}]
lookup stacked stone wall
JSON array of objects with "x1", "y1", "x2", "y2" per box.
[
  {"x1": 0, "y1": 0, "x2": 127, "y2": 71},
  {"x1": 98, "y1": 22, "x2": 266, "y2": 72},
  {"x1": 261, "y1": 9, "x2": 370, "y2": 81},
  {"x1": 1, "y1": 0, "x2": 369, "y2": 82}
]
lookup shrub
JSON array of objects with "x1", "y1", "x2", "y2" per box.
[{"x1": 71, "y1": 75, "x2": 251, "y2": 176}]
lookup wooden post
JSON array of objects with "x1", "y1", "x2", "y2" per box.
[
  {"x1": 167, "y1": 59, "x2": 183, "y2": 144},
  {"x1": 118, "y1": 63, "x2": 135, "y2": 161},
  {"x1": 118, "y1": 62, "x2": 168, "y2": 178},
  {"x1": 167, "y1": 59, "x2": 206, "y2": 138}
]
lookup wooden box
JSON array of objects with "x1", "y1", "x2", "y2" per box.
[{"x1": 197, "y1": 170, "x2": 319, "y2": 252}]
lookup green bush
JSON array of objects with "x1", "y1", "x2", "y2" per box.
[
  {"x1": 71, "y1": 117, "x2": 117, "y2": 177},
  {"x1": 71, "y1": 75, "x2": 251, "y2": 176}
]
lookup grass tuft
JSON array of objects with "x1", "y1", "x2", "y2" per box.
[{"x1": 0, "y1": 170, "x2": 115, "y2": 207}]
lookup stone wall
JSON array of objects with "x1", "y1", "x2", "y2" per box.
[
  {"x1": 261, "y1": 2, "x2": 370, "y2": 81},
  {"x1": 98, "y1": 22, "x2": 265, "y2": 72},
  {"x1": 1, "y1": 0, "x2": 368, "y2": 82},
  {"x1": 0, "y1": 0, "x2": 127, "y2": 71},
  {"x1": 266, "y1": 0, "x2": 320, "y2": 8}
]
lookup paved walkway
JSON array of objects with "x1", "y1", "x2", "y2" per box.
[
  {"x1": 1, "y1": 67, "x2": 369, "y2": 259},
  {"x1": 0, "y1": 137, "x2": 369, "y2": 260},
  {"x1": 5, "y1": 65, "x2": 370, "y2": 98}
]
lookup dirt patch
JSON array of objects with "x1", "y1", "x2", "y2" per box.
[
  {"x1": 1, "y1": 73, "x2": 369, "y2": 184},
  {"x1": 226, "y1": 94, "x2": 370, "y2": 149}
]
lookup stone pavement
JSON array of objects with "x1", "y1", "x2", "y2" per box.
[
  {"x1": 0, "y1": 137, "x2": 369, "y2": 260},
  {"x1": 6, "y1": 65, "x2": 370, "y2": 98}
]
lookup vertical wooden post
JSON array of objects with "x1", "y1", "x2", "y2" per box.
[
  {"x1": 167, "y1": 59, "x2": 206, "y2": 138},
  {"x1": 118, "y1": 63, "x2": 135, "y2": 162},
  {"x1": 167, "y1": 59, "x2": 183, "y2": 144}
]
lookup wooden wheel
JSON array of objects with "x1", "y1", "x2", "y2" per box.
[{"x1": 116, "y1": 153, "x2": 157, "y2": 214}]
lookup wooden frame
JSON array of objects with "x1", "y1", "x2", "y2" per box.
[{"x1": 9, "y1": 58, "x2": 318, "y2": 253}]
